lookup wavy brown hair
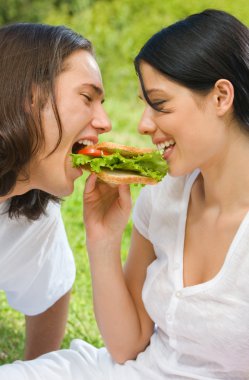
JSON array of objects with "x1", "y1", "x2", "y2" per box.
[{"x1": 0, "y1": 23, "x2": 92, "y2": 219}]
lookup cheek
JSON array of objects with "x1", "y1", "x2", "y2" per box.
[
  {"x1": 59, "y1": 101, "x2": 92, "y2": 133},
  {"x1": 41, "y1": 109, "x2": 61, "y2": 152}
]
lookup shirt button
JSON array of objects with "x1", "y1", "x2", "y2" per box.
[
  {"x1": 166, "y1": 313, "x2": 172, "y2": 321},
  {"x1": 175, "y1": 291, "x2": 182, "y2": 298}
]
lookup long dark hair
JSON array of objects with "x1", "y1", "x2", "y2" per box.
[
  {"x1": 0, "y1": 23, "x2": 92, "y2": 219},
  {"x1": 134, "y1": 9, "x2": 249, "y2": 129}
]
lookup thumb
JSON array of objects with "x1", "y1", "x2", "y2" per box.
[
  {"x1": 84, "y1": 173, "x2": 97, "y2": 195},
  {"x1": 118, "y1": 184, "x2": 132, "y2": 210}
]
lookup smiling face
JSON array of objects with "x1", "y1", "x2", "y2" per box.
[
  {"x1": 137, "y1": 62, "x2": 231, "y2": 177},
  {"x1": 20, "y1": 50, "x2": 111, "y2": 197}
]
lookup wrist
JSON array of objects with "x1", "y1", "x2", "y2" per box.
[
  {"x1": 87, "y1": 234, "x2": 122, "y2": 259},
  {"x1": 87, "y1": 231, "x2": 123, "y2": 251},
  {"x1": 87, "y1": 241, "x2": 123, "y2": 283}
]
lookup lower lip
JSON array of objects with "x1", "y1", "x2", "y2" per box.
[
  {"x1": 163, "y1": 145, "x2": 175, "y2": 161},
  {"x1": 73, "y1": 166, "x2": 83, "y2": 179}
]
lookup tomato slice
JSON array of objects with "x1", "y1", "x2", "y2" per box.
[{"x1": 77, "y1": 147, "x2": 111, "y2": 157}]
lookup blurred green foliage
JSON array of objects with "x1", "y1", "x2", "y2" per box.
[
  {"x1": 1, "y1": 0, "x2": 249, "y2": 145},
  {"x1": 1, "y1": 0, "x2": 249, "y2": 98}
]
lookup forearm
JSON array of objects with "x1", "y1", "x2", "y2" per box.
[
  {"x1": 88, "y1": 237, "x2": 149, "y2": 363},
  {"x1": 84, "y1": 178, "x2": 151, "y2": 362},
  {"x1": 24, "y1": 290, "x2": 71, "y2": 360}
]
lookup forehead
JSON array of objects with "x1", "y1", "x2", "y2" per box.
[
  {"x1": 138, "y1": 61, "x2": 204, "y2": 104},
  {"x1": 139, "y1": 61, "x2": 179, "y2": 94},
  {"x1": 60, "y1": 50, "x2": 103, "y2": 88},
  {"x1": 138, "y1": 61, "x2": 210, "y2": 111}
]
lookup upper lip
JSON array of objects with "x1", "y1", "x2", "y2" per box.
[
  {"x1": 152, "y1": 138, "x2": 176, "y2": 152},
  {"x1": 72, "y1": 135, "x2": 98, "y2": 154},
  {"x1": 75, "y1": 135, "x2": 98, "y2": 145},
  {"x1": 153, "y1": 137, "x2": 175, "y2": 145}
]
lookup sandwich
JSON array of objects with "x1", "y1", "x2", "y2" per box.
[{"x1": 71, "y1": 141, "x2": 168, "y2": 185}]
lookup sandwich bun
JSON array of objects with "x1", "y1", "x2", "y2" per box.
[
  {"x1": 79, "y1": 142, "x2": 163, "y2": 185},
  {"x1": 96, "y1": 169, "x2": 158, "y2": 185},
  {"x1": 94, "y1": 142, "x2": 155, "y2": 157}
]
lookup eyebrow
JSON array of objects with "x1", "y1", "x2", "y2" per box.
[
  {"x1": 145, "y1": 88, "x2": 164, "y2": 95},
  {"x1": 81, "y1": 83, "x2": 104, "y2": 96},
  {"x1": 138, "y1": 88, "x2": 166, "y2": 98},
  {"x1": 138, "y1": 87, "x2": 169, "y2": 100}
]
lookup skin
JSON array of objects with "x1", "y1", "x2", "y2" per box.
[
  {"x1": 138, "y1": 62, "x2": 249, "y2": 286},
  {"x1": 24, "y1": 291, "x2": 71, "y2": 360},
  {"x1": 138, "y1": 63, "x2": 232, "y2": 177},
  {"x1": 0, "y1": 49, "x2": 111, "y2": 358},
  {"x1": 0, "y1": 49, "x2": 111, "y2": 201},
  {"x1": 83, "y1": 61, "x2": 249, "y2": 363}
]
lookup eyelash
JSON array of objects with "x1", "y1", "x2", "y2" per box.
[
  {"x1": 81, "y1": 93, "x2": 92, "y2": 103},
  {"x1": 152, "y1": 100, "x2": 164, "y2": 106},
  {"x1": 151, "y1": 100, "x2": 169, "y2": 112}
]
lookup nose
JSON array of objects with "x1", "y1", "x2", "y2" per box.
[
  {"x1": 91, "y1": 104, "x2": 112, "y2": 134},
  {"x1": 138, "y1": 106, "x2": 156, "y2": 135}
]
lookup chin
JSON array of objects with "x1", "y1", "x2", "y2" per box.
[
  {"x1": 58, "y1": 186, "x2": 75, "y2": 198},
  {"x1": 63, "y1": 188, "x2": 74, "y2": 197},
  {"x1": 168, "y1": 165, "x2": 193, "y2": 178},
  {"x1": 46, "y1": 182, "x2": 75, "y2": 198}
]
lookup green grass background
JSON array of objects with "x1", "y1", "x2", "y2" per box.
[{"x1": 0, "y1": 0, "x2": 248, "y2": 364}]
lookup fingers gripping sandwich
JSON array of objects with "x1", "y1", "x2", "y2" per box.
[{"x1": 71, "y1": 142, "x2": 168, "y2": 185}]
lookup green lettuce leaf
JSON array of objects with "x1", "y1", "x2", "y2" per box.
[{"x1": 71, "y1": 150, "x2": 168, "y2": 182}]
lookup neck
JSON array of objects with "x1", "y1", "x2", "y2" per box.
[
  {"x1": 198, "y1": 130, "x2": 249, "y2": 212},
  {"x1": 0, "y1": 180, "x2": 32, "y2": 204},
  {"x1": 0, "y1": 195, "x2": 10, "y2": 204}
]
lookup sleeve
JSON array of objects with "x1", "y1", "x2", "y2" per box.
[
  {"x1": 4, "y1": 202, "x2": 76, "y2": 316},
  {"x1": 0, "y1": 348, "x2": 95, "y2": 380},
  {"x1": 132, "y1": 185, "x2": 153, "y2": 240},
  {"x1": 0, "y1": 340, "x2": 110, "y2": 379}
]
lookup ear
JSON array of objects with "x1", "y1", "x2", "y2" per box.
[
  {"x1": 24, "y1": 85, "x2": 39, "y2": 114},
  {"x1": 30, "y1": 84, "x2": 39, "y2": 108},
  {"x1": 213, "y1": 79, "x2": 234, "y2": 116}
]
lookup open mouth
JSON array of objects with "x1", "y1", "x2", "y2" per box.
[
  {"x1": 72, "y1": 139, "x2": 94, "y2": 154},
  {"x1": 156, "y1": 139, "x2": 176, "y2": 153}
]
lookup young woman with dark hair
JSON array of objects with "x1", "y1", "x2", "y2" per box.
[
  {"x1": 0, "y1": 23, "x2": 111, "y2": 361},
  {"x1": 1, "y1": 8, "x2": 249, "y2": 380}
]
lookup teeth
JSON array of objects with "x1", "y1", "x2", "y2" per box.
[
  {"x1": 78, "y1": 139, "x2": 94, "y2": 146},
  {"x1": 157, "y1": 139, "x2": 175, "y2": 151}
]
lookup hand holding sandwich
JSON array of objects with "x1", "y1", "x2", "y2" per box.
[
  {"x1": 84, "y1": 173, "x2": 132, "y2": 247},
  {"x1": 81, "y1": 141, "x2": 167, "y2": 360},
  {"x1": 82, "y1": 141, "x2": 167, "y2": 251}
]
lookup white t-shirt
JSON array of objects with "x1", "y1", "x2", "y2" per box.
[
  {"x1": 0, "y1": 200, "x2": 75, "y2": 316},
  {"x1": 1, "y1": 171, "x2": 249, "y2": 379},
  {"x1": 130, "y1": 170, "x2": 249, "y2": 379}
]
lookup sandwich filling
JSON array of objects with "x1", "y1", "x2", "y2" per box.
[{"x1": 71, "y1": 149, "x2": 168, "y2": 182}]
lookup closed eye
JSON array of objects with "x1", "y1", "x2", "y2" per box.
[
  {"x1": 151, "y1": 100, "x2": 165, "y2": 107},
  {"x1": 81, "y1": 93, "x2": 92, "y2": 103},
  {"x1": 151, "y1": 100, "x2": 169, "y2": 112}
]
